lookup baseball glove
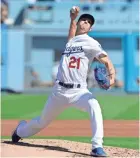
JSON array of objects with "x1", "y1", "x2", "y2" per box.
[{"x1": 94, "y1": 66, "x2": 110, "y2": 90}]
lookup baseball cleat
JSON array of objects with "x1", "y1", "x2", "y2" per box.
[
  {"x1": 11, "y1": 120, "x2": 27, "y2": 143},
  {"x1": 91, "y1": 147, "x2": 107, "y2": 157}
]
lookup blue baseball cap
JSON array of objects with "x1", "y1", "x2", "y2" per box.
[{"x1": 78, "y1": 14, "x2": 95, "y2": 26}]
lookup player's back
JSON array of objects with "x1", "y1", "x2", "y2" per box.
[{"x1": 56, "y1": 34, "x2": 101, "y2": 86}]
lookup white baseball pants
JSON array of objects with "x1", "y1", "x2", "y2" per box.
[{"x1": 17, "y1": 83, "x2": 104, "y2": 149}]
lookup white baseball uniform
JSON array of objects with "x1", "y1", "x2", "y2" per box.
[{"x1": 17, "y1": 34, "x2": 107, "y2": 149}]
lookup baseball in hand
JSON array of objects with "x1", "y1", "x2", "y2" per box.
[{"x1": 71, "y1": 6, "x2": 77, "y2": 13}]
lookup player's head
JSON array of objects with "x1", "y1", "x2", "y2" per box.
[{"x1": 76, "y1": 14, "x2": 95, "y2": 35}]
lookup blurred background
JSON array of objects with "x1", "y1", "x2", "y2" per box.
[{"x1": 1, "y1": 0, "x2": 139, "y2": 94}]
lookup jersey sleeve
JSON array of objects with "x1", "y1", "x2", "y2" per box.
[{"x1": 91, "y1": 42, "x2": 107, "y2": 59}]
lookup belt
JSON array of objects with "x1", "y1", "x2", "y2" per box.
[{"x1": 58, "y1": 81, "x2": 81, "y2": 89}]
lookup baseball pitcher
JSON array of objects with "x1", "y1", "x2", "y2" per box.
[{"x1": 12, "y1": 6, "x2": 115, "y2": 157}]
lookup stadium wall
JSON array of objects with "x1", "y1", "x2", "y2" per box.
[
  {"x1": 1, "y1": 1, "x2": 139, "y2": 93},
  {"x1": 1, "y1": 28, "x2": 139, "y2": 93}
]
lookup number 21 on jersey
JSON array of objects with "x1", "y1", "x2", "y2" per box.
[{"x1": 69, "y1": 56, "x2": 81, "y2": 69}]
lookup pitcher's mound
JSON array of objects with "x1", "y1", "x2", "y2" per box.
[{"x1": 1, "y1": 139, "x2": 139, "y2": 157}]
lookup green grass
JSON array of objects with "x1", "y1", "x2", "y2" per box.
[
  {"x1": 1, "y1": 136, "x2": 139, "y2": 149},
  {"x1": 1, "y1": 94, "x2": 139, "y2": 120}
]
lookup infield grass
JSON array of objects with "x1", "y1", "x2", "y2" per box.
[{"x1": 1, "y1": 94, "x2": 139, "y2": 120}]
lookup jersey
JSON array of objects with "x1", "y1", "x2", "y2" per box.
[{"x1": 56, "y1": 34, "x2": 107, "y2": 86}]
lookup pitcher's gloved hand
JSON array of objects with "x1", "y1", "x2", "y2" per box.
[{"x1": 94, "y1": 66, "x2": 110, "y2": 90}]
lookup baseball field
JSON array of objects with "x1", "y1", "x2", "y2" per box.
[{"x1": 1, "y1": 93, "x2": 139, "y2": 157}]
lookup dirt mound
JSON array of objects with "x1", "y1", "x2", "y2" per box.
[{"x1": 1, "y1": 139, "x2": 139, "y2": 157}]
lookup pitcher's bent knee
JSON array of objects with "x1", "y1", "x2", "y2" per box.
[
  {"x1": 88, "y1": 99, "x2": 102, "y2": 112},
  {"x1": 88, "y1": 99, "x2": 100, "y2": 107}
]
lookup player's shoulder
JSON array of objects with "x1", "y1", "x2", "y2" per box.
[{"x1": 87, "y1": 35, "x2": 100, "y2": 46}]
